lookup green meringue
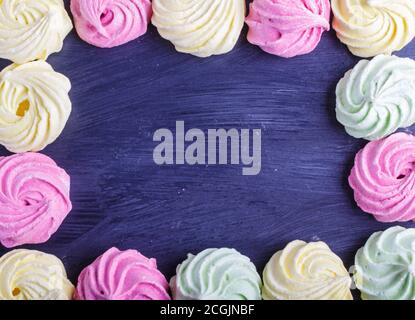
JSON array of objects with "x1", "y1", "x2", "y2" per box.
[
  {"x1": 336, "y1": 55, "x2": 415, "y2": 140},
  {"x1": 355, "y1": 226, "x2": 415, "y2": 300},
  {"x1": 170, "y1": 248, "x2": 262, "y2": 300}
]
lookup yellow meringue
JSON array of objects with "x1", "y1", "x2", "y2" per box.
[
  {"x1": 263, "y1": 240, "x2": 353, "y2": 300},
  {"x1": 152, "y1": 0, "x2": 245, "y2": 57},
  {"x1": 0, "y1": 61, "x2": 71, "y2": 153},
  {"x1": 0, "y1": 249, "x2": 74, "y2": 300},
  {"x1": 0, "y1": 0, "x2": 73, "y2": 63},
  {"x1": 332, "y1": 0, "x2": 415, "y2": 57}
]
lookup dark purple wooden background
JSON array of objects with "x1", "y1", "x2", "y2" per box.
[{"x1": 1, "y1": 1, "x2": 414, "y2": 293}]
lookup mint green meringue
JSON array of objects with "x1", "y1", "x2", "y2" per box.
[
  {"x1": 336, "y1": 55, "x2": 415, "y2": 140},
  {"x1": 355, "y1": 226, "x2": 415, "y2": 300},
  {"x1": 170, "y1": 248, "x2": 262, "y2": 300}
]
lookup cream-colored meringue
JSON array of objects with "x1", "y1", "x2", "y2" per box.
[
  {"x1": 0, "y1": 249, "x2": 74, "y2": 300},
  {"x1": 152, "y1": 0, "x2": 245, "y2": 57},
  {"x1": 263, "y1": 241, "x2": 353, "y2": 300},
  {"x1": 332, "y1": 0, "x2": 415, "y2": 57},
  {"x1": 0, "y1": 0, "x2": 72, "y2": 63},
  {"x1": 0, "y1": 61, "x2": 71, "y2": 153}
]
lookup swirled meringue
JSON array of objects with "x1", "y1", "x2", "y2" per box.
[
  {"x1": 171, "y1": 248, "x2": 262, "y2": 300},
  {"x1": 332, "y1": 0, "x2": 415, "y2": 58},
  {"x1": 336, "y1": 55, "x2": 415, "y2": 141},
  {"x1": 263, "y1": 240, "x2": 352, "y2": 300},
  {"x1": 355, "y1": 226, "x2": 415, "y2": 300},
  {"x1": 0, "y1": 61, "x2": 71, "y2": 153},
  {"x1": 246, "y1": 0, "x2": 331, "y2": 58},
  {"x1": 0, "y1": 0, "x2": 72, "y2": 63},
  {"x1": 76, "y1": 247, "x2": 170, "y2": 300},
  {"x1": 349, "y1": 132, "x2": 415, "y2": 223},
  {"x1": 0, "y1": 153, "x2": 72, "y2": 248},
  {"x1": 0, "y1": 249, "x2": 74, "y2": 300},
  {"x1": 152, "y1": 0, "x2": 245, "y2": 57},
  {"x1": 71, "y1": 0, "x2": 152, "y2": 48}
]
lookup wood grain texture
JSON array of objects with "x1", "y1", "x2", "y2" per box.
[{"x1": 1, "y1": 1, "x2": 415, "y2": 297}]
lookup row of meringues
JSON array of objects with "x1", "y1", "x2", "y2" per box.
[
  {"x1": 5, "y1": 0, "x2": 414, "y2": 155},
  {"x1": 2, "y1": 0, "x2": 414, "y2": 61},
  {"x1": 0, "y1": 225, "x2": 411, "y2": 300}
]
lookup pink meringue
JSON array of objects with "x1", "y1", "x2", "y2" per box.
[
  {"x1": 349, "y1": 133, "x2": 415, "y2": 223},
  {"x1": 246, "y1": 0, "x2": 331, "y2": 58},
  {"x1": 0, "y1": 153, "x2": 72, "y2": 248},
  {"x1": 75, "y1": 247, "x2": 170, "y2": 300},
  {"x1": 70, "y1": 0, "x2": 152, "y2": 48}
]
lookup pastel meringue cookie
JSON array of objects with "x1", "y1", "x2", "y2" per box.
[
  {"x1": 0, "y1": 0, "x2": 72, "y2": 64},
  {"x1": 0, "y1": 61, "x2": 72, "y2": 153},
  {"x1": 349, "y1": 132, "x2": 415, "y2": 223},
  {"x1": 152, "y1": 0, "x2": 245, "y2": 57},
  {"x1": 354, "y1": 226, "x2": 415, "y2": 300},
  {"x1": 263, "y1": 240, "x2": 352, "y2": 300},
  {"x1": 76, "y1": 247, "x2": 170, "y2": 300},
  {"x1": 336, "y1": 55, "x2": 415, "y2": 141},
  {"x1": 71, "y1": 0, "x2": 152, "y2": 48},
  {"x1": 246, "y1": 0, "x2": 331, "y2": 58},
  {"x1": 0, "y1": 249, "x2": 74, "y2": 300},
  {"x1": 0, "y1": 153, "x2": 72, "y2": 248},
  {"x1": 332, "y1": 0, "x2": 415, "y2": 58},
  {"x1": 171, "y1": 248, "x2": 262, "y2": 300}
]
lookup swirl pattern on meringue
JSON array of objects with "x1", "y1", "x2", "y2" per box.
[
  {"x1": 263, "y1": 240, "x2": 352, "y2": 300},
  {"x1": 336, "y1": 55, "x2": 415, "y2": 141},
  {"x1": 71, "y1": 0, "x2": 152, "y2": 48},
  {"x1": 170, "y1": 248, "x2": 262, "y2": 300},
  {"x1": 152, "y1": 0, "x2": 245, "y2": 57},
  {"x1": 0, "y1": 153, "x2": 72, "y2": 248},
  {"x1": 349, "y1": 132, "x2": 415, "y2": 223},
  {"x1": 76, "y1": 247, "x2": 170, "y2": 300},
  {"x1": 0, "y1": 0, "x2": 72, "y2": 63},
  {"x1": 354, "y1": 226, "x2": 415, "y2": 300},
  {"x1": 246, "y1": 0, "x2": 331, "y2": 58},
  {"x1": 332, "y1": 0, "x2": 415, "y2": 58},
  {"x1": 0, "y1": 61, "x2": 72, "y2": 153},
  {"x1": 0, "y1": 249, "x2": 74, "y2": 300}
]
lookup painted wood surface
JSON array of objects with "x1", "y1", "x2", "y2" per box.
[{"x1": 1, "y1": 1, "x2": 414, "y2": 294}]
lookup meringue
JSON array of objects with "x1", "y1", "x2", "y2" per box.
[
  {"x1": 349, "y1": 132, "x2": 415, "y2": 223},
  {"x1": 0, "y1": 61, "x2": 72, "y2": 153},
  {"x1": 336, "y1": 55, "x2": 415, "y2": 141},
  {"x1": 0, "y1": 0, "x2": 72, "y2": 63},
  {"x1": 152, "y1": 0, "x2": 245, "y2": 57},
  {"x1": 0, "y1": 249, "x2": 74, "y2": 300},
  {"x1": 355, "y1": 226, "x2": 415, "y2": 300},
  {"x1": 76, "y1": 247, "x2": 170, "y2": 300},
  {"x1": 0, "y1": 153, "x2": 72, "y2": 248},
  {"x1": 71, "y1": 0, "x2": 152, "y2": 48},
  {"x1": 332, "y1": 0, "x2": 415, "y2": 58},
  {"x1": 171, "y1": 248, "x2": 262, "y2": 300},
  {"x1": 263, "y1": 240, "x2": 352, "y2": 300},
  {"x1": 246, "y1": 0, "x2": 331, "y2": 58}
]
